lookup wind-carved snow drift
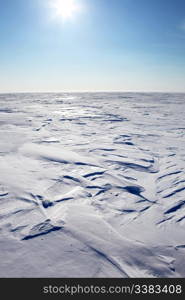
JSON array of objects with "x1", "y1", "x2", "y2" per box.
[{"x1": 0, "y1": 92, "x2": 185, "y2": 277}]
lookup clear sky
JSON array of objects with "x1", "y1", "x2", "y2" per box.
[{"x1": 0, "y1": 0, "x2": 185, "y2": 92}]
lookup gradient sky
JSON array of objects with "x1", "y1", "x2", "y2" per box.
[{"x1": 0, "y1": 0, "x2": 185, "y2": 92}]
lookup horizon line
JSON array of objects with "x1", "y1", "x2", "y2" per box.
[{"x1": 0, "y1": 90, "x2": 185, "y2": 94}]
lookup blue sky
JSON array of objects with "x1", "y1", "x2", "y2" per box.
[{"x1": 0, "y1": 0, "x2": 185, "y2": 92}]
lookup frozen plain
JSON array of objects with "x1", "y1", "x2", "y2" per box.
[{"x1": 0, "y1": 92, "x2": 185, "y2": 277}]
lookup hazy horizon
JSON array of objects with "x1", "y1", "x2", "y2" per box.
[{"x1": 1, "y1": 90, "x2": 185, "y2": 94}]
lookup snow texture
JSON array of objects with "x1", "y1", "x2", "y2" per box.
[{"x1": 0, "y1": 92, "x2": 185, "y2": 277}]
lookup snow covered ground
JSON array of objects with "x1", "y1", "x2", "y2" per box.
[{"x1": 0, "y1": 92, "x2": 185, "y2": 277}]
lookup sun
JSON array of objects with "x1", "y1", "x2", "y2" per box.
[{"x1": 51, "y1": 0, "x2": 79, "y2": 20}]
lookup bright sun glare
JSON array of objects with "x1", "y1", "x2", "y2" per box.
[{"x1": 51, "y1": 0, "x2": 79, "y2": 20}]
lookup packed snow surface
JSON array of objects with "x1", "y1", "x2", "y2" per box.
[{"x1": 0, "y1": 92, "x2": 185, "y2": 277}]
